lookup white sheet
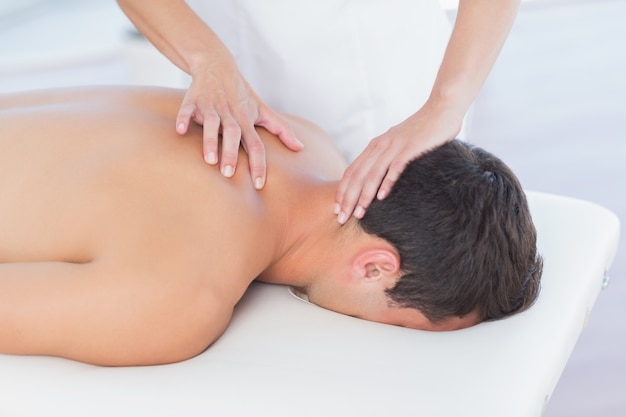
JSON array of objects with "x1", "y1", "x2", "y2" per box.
[{"x1": 0, "y1": 191, "x2": 620, "y2": 417}]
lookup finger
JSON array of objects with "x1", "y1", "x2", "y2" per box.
[
  {"x1": 256, "y1": 106, "x2": 303, "y2": 151},
  {"x1": 201, "y1": 109, "x2": 221, "y2": 165},
  {"x1": 342, "y1": 158, "x2": 391, "y2": 221},
  {"x1": 240, "y1": 123, "x2": 267, "y2": 189},
  {"x1": 335, "y1": 157, "x2": 373, "y2": 224},
  {"x1": 336, "y1": 142, "x2": 399, "y2": 223},
  {"x1": 218, "y1": 113, "x2": 242, "y2": 178},
  {"x1": 176, "y1": 102, "x2": 196, "y2": 135},
  {"x1": 335, "y1": 158, "x2": 359, "y2": 213},
  {"x1": 336, "y1": 185, "x2": 360, "y2": 224},
  {"x1": 353, "y1": 168, "x2": 389, "y2": 219},
  {"x1": 377, "y1": 159, "x2": 408, "y2": 200}
]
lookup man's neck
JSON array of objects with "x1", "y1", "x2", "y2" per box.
[{"x1": 257, "y1": 181, "x2": 347, "y2": 288}]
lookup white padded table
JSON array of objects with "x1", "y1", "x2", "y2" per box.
[{"x1": 0, "y1": 191, "x2": 620, "y2": 417}]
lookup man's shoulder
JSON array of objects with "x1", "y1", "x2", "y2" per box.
[{"x1": 259, "y1": 113, "x2": 347, "y2": 182}]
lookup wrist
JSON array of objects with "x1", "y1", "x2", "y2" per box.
[
  {"x1": 422, "y1": 89, "x2": 466, "y2": 134},
  {"x1": 184, "y1": 30, "x2": 235, "y2": 76},
  {"x1": 186, "y1": 50, "x2": 235, "y2": 78},
  {"x1": 427, "y1": 76, "x2": 473, "y2": 117}
]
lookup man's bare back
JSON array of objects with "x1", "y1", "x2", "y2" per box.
[{"x1": 0, "y1": 87, "x2": 346, "y2": 366}]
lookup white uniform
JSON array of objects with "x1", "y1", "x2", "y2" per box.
[{"x1": 187, "y1": 0, "x2": 451, "y2": 162}]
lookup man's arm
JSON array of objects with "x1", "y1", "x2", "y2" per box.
[{"x1": 335, "y1": 0, "x2": 521, "y2": 223}]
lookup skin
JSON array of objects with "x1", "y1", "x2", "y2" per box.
[
  {"x1": 0, "y1": 87, "x2": 477, "y2": 367},
  {"x1": 116, "y1": 0, "x2": 521, "y2": 222}
]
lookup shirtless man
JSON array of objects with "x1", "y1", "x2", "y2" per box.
[{"x1": 0, "y1": 87, "x2": 542, "y2": 366}]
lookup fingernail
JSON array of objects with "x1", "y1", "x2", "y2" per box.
[
  {"x1": 222, "y1": 165, "x2": 234, "y2": 178},
  {"x1": 206, "y1": 152, "x2": 217, "y2": 165},
  {"x1": 354, "y1": 206, "x2": 365, "y2": 219},
  {"x1": 338, "y1": 211, "x2": 348, "y2": 224},
  {"x1": 377, "y1": 189, "x2": 387, "y2": 200},
  {"x1": 177, "y1": 123, "x2": 185, "y2": 133},
  {"x1": 334, "y1": 203, "x2": 341, "y2": 215},
  {"x1": 255, "y1": 177, "x2": 264, "y2": 190}
]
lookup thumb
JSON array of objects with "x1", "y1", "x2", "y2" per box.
[{"x1": 256, "y1": 106, "x2": 304, "y2": 151}]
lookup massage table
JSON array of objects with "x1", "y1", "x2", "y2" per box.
[{"x1": 0, "y1": 191, "x2": 620, "y2": 417}]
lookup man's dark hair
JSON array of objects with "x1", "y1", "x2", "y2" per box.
[{"x1": 359, "y1": 139, "x2": 542, "y2": 324}]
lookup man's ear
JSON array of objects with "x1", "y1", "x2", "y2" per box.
[{"x1": 351, "y1": 246, "x2": 401, "y2": 283}]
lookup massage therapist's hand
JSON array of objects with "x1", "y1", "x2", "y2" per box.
[
  {"x1": 176, "y1": 55, "x2": 303, "y2": 189},
  {"x1": 334, "y1": 102, "x2": 463, "y2": 224},
  {"x1": 116, "y1": 0, "x2": 303, "y2": 188}
]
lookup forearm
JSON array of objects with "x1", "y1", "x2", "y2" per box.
[
  {"x1": 117, "y1": 0, "x2": 233, "y2": 75},
  {"x1": 428, "y1": 0, "x2": 521, "y2": 115}
]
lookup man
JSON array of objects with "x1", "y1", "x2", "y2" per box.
[{"x1": 0, "y1": 87, "x2": 541, "y2": 367}]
